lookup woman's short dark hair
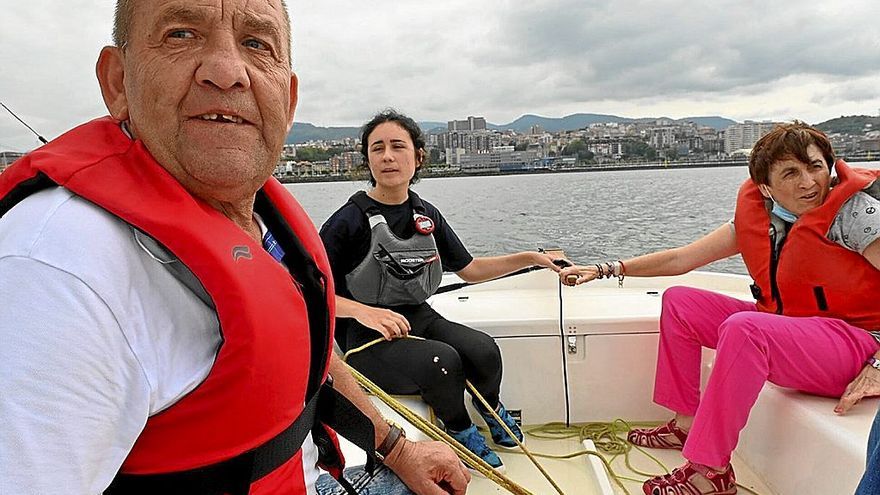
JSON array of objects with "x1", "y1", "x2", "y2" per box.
[
  {"x1": 360, "y1": 109, "x2": 426, "y2": 186},
  {"x1": 749, "y1": 121, "x2": 835, "y2": 185}
]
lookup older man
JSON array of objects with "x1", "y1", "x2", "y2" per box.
[{"x1": 0, "y1": 1, "x2": 468, "y2": 494}]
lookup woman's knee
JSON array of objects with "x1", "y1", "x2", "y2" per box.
[
  {"x1": 661, "y1": 285, "x2": 718, "y2": 313},
  {"x1": 662, "y1": 285, "x2": 694, "y2": 305},
  {"x1": 718, "y1": 312, "x2": 768, "y2": 346},
  {"x1": 467, "y1": 332, "x2": 502, "y2": 369},
  {"x1": 660, "y1": 285, "x2": 703, "y2": 321},
  {"x1": 419, "y1": 343, "x2": 465, "y2": 383}
]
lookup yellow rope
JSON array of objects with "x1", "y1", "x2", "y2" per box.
[
  {"x1": 345, "y1": 336, "x2": 565, "y2": 494},
  {"x1": 519, "y1": 421, "x2": 766, "y2": 495},
  {"x1": 466, "y1": 381, "x2": 566, "y2": 495},
  {"x1": 343, "y1": 362, "x2": 535, "y2": 495},
  {"x1": 344, "y1": 337, "x2": 766, "y2": 495}
]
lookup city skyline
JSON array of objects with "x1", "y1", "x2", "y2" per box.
[{"x1": 2, "y1": 1, "x2": 879, "y2": 152}]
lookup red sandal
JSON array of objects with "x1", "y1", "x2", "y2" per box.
[
  {"x1": 628, "y1": 418, "x2": 688, "y2": 450},
  {"x1": 643, "y1": 461, "x2": 737, "y2": 495}
]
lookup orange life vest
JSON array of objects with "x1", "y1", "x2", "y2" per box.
[{"x1": 734, "y1": 160, "x2": 880, "y2": 330}]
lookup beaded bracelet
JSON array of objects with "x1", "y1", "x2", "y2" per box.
[{"x1": 614, "y1": 259, "x2": 625, "y2": 287}]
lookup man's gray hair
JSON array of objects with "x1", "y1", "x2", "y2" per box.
[{"x1": 112, "y1": 0, "x2": 292, "y2": 63}]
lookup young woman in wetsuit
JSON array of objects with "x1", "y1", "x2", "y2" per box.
[{"x1": 320, "y1": 110, "x2": 562, "y2": 471}]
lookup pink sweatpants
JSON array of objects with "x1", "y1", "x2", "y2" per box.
[{"x1": 654, "y1": 286, "x2": 879, "y2": 467}]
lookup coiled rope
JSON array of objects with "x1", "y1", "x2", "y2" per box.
[{"x1": 344, "y1": 338, "x2": 766, "y2": 495}]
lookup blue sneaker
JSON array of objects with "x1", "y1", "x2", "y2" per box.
[
  {"x1": 473, "y1": 399, "x2": 524, "y2": 449},
  {"x1": 448, "y1": 424, "x2": 504, "y2": 471}
]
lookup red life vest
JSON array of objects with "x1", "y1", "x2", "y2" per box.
[
  {"x1": 0, "y1": 117, "x2": 344, "y2": 494},
  {"x1": 734, "y1": 160, "x2": 880, "y2": 330}
]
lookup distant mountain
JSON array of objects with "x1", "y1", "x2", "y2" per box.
[
  {"x1": 492, "y1": 113, "x2": 630, "y2": 132},
  {"x1": 493, "y1": 113, "x2": 736, "y2": 133},
  {"x1": 673, "y1": 116, "x2": 737, "y2": 130},
  {"x1": 419, "y1": 121, "x2": 447, "y2": 133},
  {"x1": 286, "y1": 113, "x2": 739, "y2": 143},
  {"x1": 286, "y1": 122, "x2": 359, "y2": 144},
  {"x1": 816, "y1": 115, "x2": 880, "y2": 136},
  {"x1": 286, "y1": 121, "x2": 452, "y2": 144}
]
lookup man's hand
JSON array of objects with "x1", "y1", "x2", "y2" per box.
[
  {"x1": 326, "y1": 354, "x2": 467, "y2": 492},
  {"x1": 835, "y1": 365, "x2": 880, "y2": 414},
  {"x1": 353, "y1": 305, "x2": 410, "y2": 340},
  {"x1": 383, "y1": 439, "x2": 470, "y2": 495}
]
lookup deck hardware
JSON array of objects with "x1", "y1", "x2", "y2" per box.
[
  {"x1": 647, "y1": 291, "x2": 659, "y2": 296},
  {"x1": 567, "y1": 335, "x2": 578, "y2": 354}
]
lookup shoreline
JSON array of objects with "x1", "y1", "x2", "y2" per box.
[
  {"x1": 278, "y1": 159, "x2": 749, "y2": 184},
  {"x1": 277, "y1": 156, "x2": 879, "y2": 184}
]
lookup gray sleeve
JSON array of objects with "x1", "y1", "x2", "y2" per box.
[{"x1": 828, "y1": 192, "x2": 880, "y2": 253}]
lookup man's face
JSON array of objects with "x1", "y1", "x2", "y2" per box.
[{"x1": 109, "y1": 0, "x2": 296, "y2": 202}]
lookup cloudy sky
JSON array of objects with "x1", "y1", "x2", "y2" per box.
[{"x1": 2, "y1": 0, "x2": 879, "y2": 151}]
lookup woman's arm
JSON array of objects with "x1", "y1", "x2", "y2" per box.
[
  {"x1": 560, "y1": 222, "x2": 739, "y2": 285},
  {"x1": 455, "y1": 251, "x2": 562, "y2": 283},
  {"x1": 862, "y1": 238, "x2": 880, "y2": 271},
  {"x1": 335, "y1": 295, "x2": 410, "y2": 340}
]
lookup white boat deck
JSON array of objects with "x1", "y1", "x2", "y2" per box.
[
  {"x1": 334, "y1": 270, "x2": 876, "y2": 494},
  {"x1": 467, "y1": 434, "x2": 612, "y2": 495}
]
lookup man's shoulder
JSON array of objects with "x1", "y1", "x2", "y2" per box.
[{"x1": 0, "y1": 187, "x2": 133, "y2": 263}]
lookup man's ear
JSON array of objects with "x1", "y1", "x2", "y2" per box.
[
  {"x1": 96, "y1": 46, "x2": 129, "y2": 121},
  {"x1": 286, "y1": 72, "x2": 299, "y2": 132},
  {"x1": 758, "y1": 184, "x2": 772, "y2": 198}
]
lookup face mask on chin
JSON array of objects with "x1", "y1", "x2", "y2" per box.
[
  {"x1": 761, "y1": 184, "x2": 799, "y2": 223},
  {"x1": 771, "y1": 201, "x2": 799, "y2": 223}
]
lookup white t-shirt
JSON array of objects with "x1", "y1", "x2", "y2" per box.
[{"x1": 0, "y1": 187, "x2": 319, "y2": 494}]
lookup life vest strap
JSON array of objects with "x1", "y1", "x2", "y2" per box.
[
  {"x1": 105, "y1": 384, "x2": 376, "y2": 495},
  {"x1": 348, "y1": 190, "x2": 429, "y2": 218},
  {"x1": 105, "y1": 385, "x2": 322, "y2": 494},
  {"x1": 0, "y1": 171, "x2": 56, "y2": 218}
]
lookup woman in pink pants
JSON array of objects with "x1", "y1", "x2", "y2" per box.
[{"x1": 560, "y1": 122, "x2": 880, "y2": 495}]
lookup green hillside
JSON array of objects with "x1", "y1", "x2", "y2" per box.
[{"x1": 815, "y1": 115, "x2": 880, "y2": 135}]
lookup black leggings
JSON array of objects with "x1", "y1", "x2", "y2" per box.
[{"x1": 342, "y1": 303, "x2": 503, "y2": 431}]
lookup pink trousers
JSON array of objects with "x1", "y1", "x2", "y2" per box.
[{"x1": 654, "y1": 286, "x2": 879, "y2": 467}]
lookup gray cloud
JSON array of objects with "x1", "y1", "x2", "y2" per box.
[
  {"x1": 2, "y1": 0, "x2": 879, "y2": 151},
  {"x1": 478, "y1": 0, "x2": 880, "y2": 100}
]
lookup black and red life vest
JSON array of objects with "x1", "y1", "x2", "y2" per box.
[
  {"x1": 734, "y1": 160, "x2": 880, "y2": 330},
  {"x1": 0, "y1": 117, "x2": 360, "y2": 494}
]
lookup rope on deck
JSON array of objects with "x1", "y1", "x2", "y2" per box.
[
  {"x1": 343, "y1": 361, "x2": 536, "y2": 495},
  {"x1": 345, "y1": 336, "x2": 564, "y2": 494},
  {"x1": 522, "y1": 421, "x2": 766, "y2": 495}
]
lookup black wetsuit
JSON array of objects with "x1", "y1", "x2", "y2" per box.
[{"x1": 320, "y1": 193, "x2": 503, "y2": 430}]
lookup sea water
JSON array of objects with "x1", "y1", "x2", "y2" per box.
[{"x1": 286, "y1": 162, "x2": 880, "y2": 275}]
